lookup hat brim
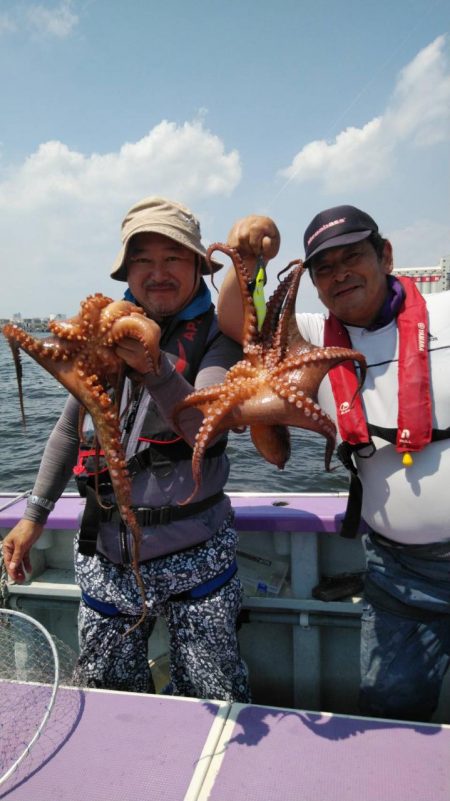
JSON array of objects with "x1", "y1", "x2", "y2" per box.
[
  {"x1": 110, "y1": 225, "x2": 222, "y2": 281},
  {"x1": 305, "y1": 230, "x2": 373, "y2": 265}
]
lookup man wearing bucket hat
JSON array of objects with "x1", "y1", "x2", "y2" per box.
[
  {"x1": 218, "y1": 205, "x2": 450, "y2": 722},
  {"x1": 3, "y1": 196, "x2": 250, "y2": 702}
]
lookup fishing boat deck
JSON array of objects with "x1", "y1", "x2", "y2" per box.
[{"x1": 1, "y1": 684, "x2": 449, "y2": 801}]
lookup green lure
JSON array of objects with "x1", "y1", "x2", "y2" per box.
[{"x1": 251, "y1": 256, "x2": 267, "y2": 330}]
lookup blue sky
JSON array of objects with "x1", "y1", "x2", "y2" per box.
[{"x1": 0, "y1": 0, "x2": 449, "y2": 318}]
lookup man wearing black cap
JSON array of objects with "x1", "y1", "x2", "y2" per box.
[
  {"x1": 3, "y1": 196, "x2": 250, "y2": 703},
  {"x1": 302, "y1": 205, "x2": 393, "y2": 327},
  {"x1": 218, "y1": 206, "x2": 450, "y2": 722}
]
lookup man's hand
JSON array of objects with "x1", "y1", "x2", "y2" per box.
[
  {"x1": 227, "y1": 215, "x2": 280, "y2": 265},
  {"x1": 218, "y1": 215, "x2": 281, "y2": 343},
  {"x1": 114, "y1": 322, "x2": 161, "y2": 376},
  {"x1": 2, "y1": 520, "x2": 44, "y2": 582}
]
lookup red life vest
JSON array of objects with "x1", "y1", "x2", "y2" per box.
[{"x1": 324, "y1": 276, "x2": 432, "y2": 455}]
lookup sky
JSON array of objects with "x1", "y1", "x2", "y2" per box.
[{"x1": 0, "y1": 0, "x2": 449, "y2": 319}]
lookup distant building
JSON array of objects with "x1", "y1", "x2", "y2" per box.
[
  {"x1": 0, "y1": 313, "x2": 66, "y2": 332},
  {"x1": 393, "y1": 255, "x2": 450, "y2": 294}
]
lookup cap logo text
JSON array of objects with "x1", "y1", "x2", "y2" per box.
[{"x1": 308, "y1": 217, "x2": 346, "y2": 247}]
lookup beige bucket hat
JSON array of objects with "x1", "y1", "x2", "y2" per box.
[{"x1": 111, "y1": 196, "x2": 222, "y2": 280}]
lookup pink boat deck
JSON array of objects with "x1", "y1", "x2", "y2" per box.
[{"x1": 1, "y1": 685, "x2": 448, "y2": 801}]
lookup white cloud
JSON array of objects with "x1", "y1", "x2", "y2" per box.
[
  {"x1": 0, "y1": 120, "x2": 241, "y2": 317},
  {"x1": 26, "y1": 1, "x2": 78, "y2": 38},
  {"x1": 0, "y1": 120, "x2": 241, "y2": 208},
  {"x1": 279, "y1": 35, "x2": 450, "y2": 191}
]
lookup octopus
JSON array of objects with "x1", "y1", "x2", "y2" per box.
[
  {"x1": 174, "y1": 244, "x2": 367, "y2": 504},
  {"x1": 3, "y1": 293, "x2": 161, "y2": 629}
]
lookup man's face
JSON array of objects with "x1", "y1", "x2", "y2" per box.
[
  {"x1": 309, "y1": 238, "x2": 393, "y2": 326},
  {"x1": 126, "y1": 232, "x2": 200, "y2": 320}
]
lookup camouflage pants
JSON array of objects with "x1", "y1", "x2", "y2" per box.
[{"x1": 73, "y1": 515, "x2": 250, "y2": 702}]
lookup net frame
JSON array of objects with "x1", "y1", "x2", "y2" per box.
[{"x1": 0, "y1": 607, "x2": 60, "y2": 787}]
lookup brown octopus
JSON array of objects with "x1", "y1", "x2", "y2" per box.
[
  {"x1": 174, "y1": 244, "x2": 367, "y2": 504},
  {"x1": 3, "y1": 293, "x2": 161, "y2": 628}
]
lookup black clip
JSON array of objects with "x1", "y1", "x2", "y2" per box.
[{"x1": 138, "y1": 505, "x2": 173, "y2": 526}]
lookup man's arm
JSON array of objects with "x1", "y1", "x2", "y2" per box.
[{"x1": 217, "y1": 215, "x2": 281, "y2": 343}]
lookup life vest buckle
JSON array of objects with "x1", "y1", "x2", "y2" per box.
[{"x1": 137, "y1": 505, "x2": 173, "y2": 526}]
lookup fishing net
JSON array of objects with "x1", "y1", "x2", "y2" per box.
[{"x1": 0, "y1": 608, "x2": 80, "y2": 788}]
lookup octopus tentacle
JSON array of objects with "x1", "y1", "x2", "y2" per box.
[
  {"x1": 271, "y1": 346, "x2": 367, "y2": 403},
  {"x1": 2, "y1": 294, "x2": 165, "y2": 630},
  {"x1": 259, "y1": 276, "x2": 292, "y2": 349},
  {"x1": 271, "y1": 261, "x2": 304, "y2": 359},
  {"x1": 176, "y1": 378, "x2": 262, "y2": 505},
  {"x1": 262, "y1": 262, "x2": 305, "y2": 367},
  {"x1": 249, "y1": 423, "x2": 291, "y2": 469},
  {"x1": 174, "y1": 246, "x2": 367, "y2": 499},
  {"x1": 172, "y1": 384, "x2": 228, "y2": 431},
  {"x1": 49, "y1": 295, "x2": 109, "y2": 340},
  {"x1": 207, "y1": 243, "x2": 259, "y2": 351},
  {"x1": 179, "y1": 425, "x2": 223, "y2": 506},
  {"x1": 6, "y1": 336, "x2": 26, "y2": 428},
  {"x1": 107, "y1": 315, "x2": 161, "y2": 376},
  {"x1": 99, "y1": 300, "x2": 143, "y2": 328}
]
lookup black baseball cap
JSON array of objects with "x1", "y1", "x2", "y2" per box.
[{"x1": 303, "y1": 205, "x2": 379, "y2": 265}]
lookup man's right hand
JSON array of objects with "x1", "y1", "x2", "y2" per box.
[
  {"x1": 2, "y1": 520, "x2": 44, "y2": 582},
  {"x1": 226, "y1": 215, "x2": 280, "y2": 266},
  {"x1": 218, "y1": 215, "x2": 281, "y2": 343}
]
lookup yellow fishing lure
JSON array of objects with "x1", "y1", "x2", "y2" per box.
[{"x1": 251, "y1": 256, "x2": 267, "y2": 330}]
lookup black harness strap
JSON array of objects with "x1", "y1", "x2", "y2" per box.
[
  {"x1": 339, "y1": 472, "x2": 364, "y2": 539},
  {"x1": 78, "y1": 490, "x2": 226, "y2": 556},
  {"x1": 78, "y1": 484, "x2": 105, "y2": 556},
  {"x1": 99, "y1": 490, "x2": 225, "y2": 526},
  {"x1": 368, "y1": 425, "x2": 450, "y2": 445}
]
